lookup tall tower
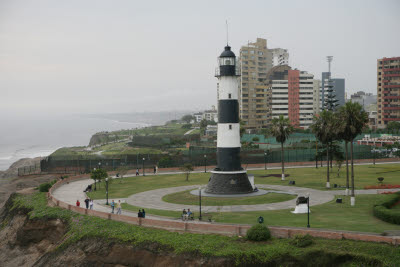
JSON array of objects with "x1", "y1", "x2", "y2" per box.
[{"x1": 205, "y1": 45, "x2": 254, "y2": 194}]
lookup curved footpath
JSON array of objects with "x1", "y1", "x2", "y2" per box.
[{"x1": 49, "y1": 174, "x2": 400, "y2": 245}]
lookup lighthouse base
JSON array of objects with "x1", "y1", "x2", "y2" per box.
[{"x1": 205, "y1": 171, "x2": 254, "y2": 194}]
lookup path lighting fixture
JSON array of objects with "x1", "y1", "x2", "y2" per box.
[
  {"x1": 264, "y1": 151, "x2": 267, "y2": 170},
  {"x1": 204, "y1": 155, "x2": 207, "y2": 173},
  {"x1": 307, "y1": 193, "x2": 310, "y2": 228},
  {"x1": 199, "y1": 186, "x2": 202, "y2": 221},
  {"x1": 98, "y1": 162, "x2": 101, "y2": 169},
  {"x1": 142, "y1": 158, "x2": 146, "y2": 176},
  {"x1": 105, "y1": 178, "x2": 109, "y2": 205},
  {"x1": 93, "y1": 168, "x2": 97, "y2": 191}
]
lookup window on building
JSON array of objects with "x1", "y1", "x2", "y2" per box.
[{"x1": 228, "y1": 93, "x2": 231, "y2": 99}]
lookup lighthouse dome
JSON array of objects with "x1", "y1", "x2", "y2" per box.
[{"x1": 220, "y1": 46, "x2": 235, "y2": 57}]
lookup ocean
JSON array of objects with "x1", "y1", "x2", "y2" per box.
[{"x1": 0, "y1": 114, "x2": 147, "y2": 171}]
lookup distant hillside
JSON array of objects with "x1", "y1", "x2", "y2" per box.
[{"x1": 84, "y1": 110, "x2": 195, "y2": 126}]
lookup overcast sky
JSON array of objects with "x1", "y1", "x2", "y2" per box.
[{"x1": 1, "y1": 0, "x2": 399, "y2": 116}]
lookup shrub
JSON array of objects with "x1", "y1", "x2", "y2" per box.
[
  {"x1": 373, "y1": 192, "x2": 400, "y2": 225},
  {"x1": 290, "y1": 234, "x2": 313, "y2": 247},
  {"x1": 39, "y1": 183, "x2": 52, "y2": 192},
  {"x1": 246, "y1": 224, "x2": 271, "y2": 241}
]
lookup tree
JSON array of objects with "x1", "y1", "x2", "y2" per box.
[
  {"x1": 270, "y1": 115, "x2": 294, "y2": 180},
  {"x1": 181, "y1": 114, "x2": 194, "y2": 124},
  {"x1": 311, "y1": 110, "x2": 340, "y2": 188},
  {"x1": 387, "y1": 121, "x2": 400, "y2": 133},
  {"x1": 180, "y1": 163, "x2": 194, "y2": 181},
  {"x1": 324, "y1": 78, "x2": 339, "y2": 111},
  {"x1": 90, "y1": 168, "x2": 108, "y2": 190},
  {"x1": 200, "y1": 119, "x2": 208, "y2": 131},
  {"x1": 337, "y1": 102, "x2": 369, "y2": 205}
]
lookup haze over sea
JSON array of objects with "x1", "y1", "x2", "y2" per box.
[{"x1": 0, "y1": 114, "x2": 147, "y2": 171}]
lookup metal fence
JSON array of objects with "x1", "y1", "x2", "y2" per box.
[{"x1": 33, "y1": 143, "x2": 394, "y2": 175}]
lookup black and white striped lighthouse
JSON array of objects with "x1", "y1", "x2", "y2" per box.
[{"x1": 205, "y1": 45, "x2": 254, "y2": 194}]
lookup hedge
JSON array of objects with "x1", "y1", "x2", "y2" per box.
[{"x1": 373, "y1": 192, "x2": 400, "y2": 225}]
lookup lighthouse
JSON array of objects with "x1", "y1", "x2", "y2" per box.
[{"x1": 205, "y1": 45, "x2": 254, "y2": 194}]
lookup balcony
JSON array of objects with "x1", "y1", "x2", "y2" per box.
[
  {"x1": 382, "y1": 118, "x2": 400, "y2": 121},
  {"x1": 383, "y1": 73, "x2": 400, "y2": 78},
  {"x1": 382, "y1": 67, "x2": 400, "y2": 72},
  {"x1": 383, "y1": 84, "x2": 400, "y2": 89},
  {"x1": 383, "y1": 106, "x2": 400, "y2": 110},
  {"x1": 383, "y1": 95, "x2": 400, "y2": 100}
]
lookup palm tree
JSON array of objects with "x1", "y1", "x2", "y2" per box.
[
  {"x1": 311, "y1": 110, "x2": 340, "y2": 188},
  {"x1": 270, "y1": 115, "x2": 294, "y2": 181},
  {"x1": 337, "y1": 102, "x2": 368, "y2": 205}
]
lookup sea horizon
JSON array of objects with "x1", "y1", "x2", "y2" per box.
[{"x1": 0, "y1": 114, "x2": 149, "y2": 171}]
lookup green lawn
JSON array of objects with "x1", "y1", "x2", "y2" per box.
[
  {"x1": 162, "y1": 190, "x2": 296, "y2": 206},
  {"x1": 249, "y1": 163, "x2": 400, "y2": 191},
  {"x1": 121, "y1": 194, "x2": 400, "y2": 233},
  {"x1": 87, "y1": 164, "x2": 400, "y2": 233},
  {"x1": 11, "y1": 192, "x2": 400, "y2": 266}
]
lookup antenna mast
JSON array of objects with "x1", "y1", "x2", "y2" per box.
[
  {"x1": 327, "y1": 56, "x2": 333, "y2": 73},
  {"x1": 226, "y1": 20, "x2": 229, "y2": 45}
]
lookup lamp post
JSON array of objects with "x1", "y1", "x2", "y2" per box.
[
  {"x1": 93, "y1": 167, "x2": 97, "y2": 191},
  {"x1": 204, "y1": 155, "x2": 207, "y2": 173},
  {"x1": 199, "y1": 186, "x2": 202, "y2": 221},
  {"x1": 98, "y1": 162, "x2": 101, "y2": 169},
  {"x1": 142, "y1": 157, "x2": 145, "y2": 176},
  {"x1": 315, "y1": 141, "x2": 318, "y2": 169},
  {"x1": 264, "y1": 151, "x2": 267, "y2": 170},
  {"x1": 105, "y1": 178, "x2": 109, "y2": 205},
  {"x1": 307, "y1": 193, "x2": 310, "y2": 228},
  {"x1": 373, "y1": 146, "x2": 376, "y2": 165}
]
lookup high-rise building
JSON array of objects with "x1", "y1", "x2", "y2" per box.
[
  {"x1": 377, "y1": 57, "x2": 400, "y2": 128},
  {"x1": 267, "y1": 66, "x2": 317, "y2": 129},
  {"x1": 239, "y1": 38, "x2": 273, "y2": 129},
  {"x1": 350, "y1": 91, "x2": 377, "y2": 109},
  {"x1": 269, "y1": 48, "x2": 289, "y2": 66}
]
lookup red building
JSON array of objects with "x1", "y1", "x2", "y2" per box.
[{"x1": 377, "y1": 57, "x2": 400, "y2": 128}]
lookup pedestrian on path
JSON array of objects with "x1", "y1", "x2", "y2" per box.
[
  {"x1": 136, "y1": 168, "x2": 139, "y2": 176},
  {"x1": 138, "y1": 209, "x2": 143, "y2": 218},
  {"x1": 84, "y1": 197, "x2": 89, "y2": 209},
  {"x1": 89, "y1": 199, "x2": 94, "y2": 210},
  {"x1": 142, "y1": 209, "x2": 146, "y2": 218},
  {"x1": 111, "y1": 200, "x2": 115, "y2": 213},
  {"x1": 76, "y1": 200, "x2": 80, "y2": 207},
  {"x1": 153, "y1": 166, "x2": 156, "y2": 174},
  {"x1": 116, "y1": 200, "x2": 122, "y2": 215}
]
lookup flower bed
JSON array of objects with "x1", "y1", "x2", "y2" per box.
[
  {"x1": 364, "y1": 184, "x2": 400, "y2": 189},
  {"x1": 380, "y1": 191, "x2": 397, "y2": 194}
]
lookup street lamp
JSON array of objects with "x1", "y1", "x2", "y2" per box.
[
  {"x1": 142, "y1": 158, "x2": 145, "y2": 176},
  {"x1": 105, "y1": 178, "x2": 109, "y2": 205},
  {"x1": 204, "y1": 155, "x2": 207, "y2": 173},
  {"x1": 264, "y1": 151, "x2": 267, "y2": 170},
  {"x1": 307, "y1": 193, "x2": 310, "y2": 228},
  {"x1": 98, "y1": 162, "x2": 101, "y2": 169},
  {"x1": 199, "y1": 186, "x2": 202, "y2": 221},
  {"x1": 93, "y1": 167, "x2": 97, "y2": 191},
  {"x1": 373, "y1": 146, "x2": 376, "y2": 165},
  {"x1": 315, "y1": 141, "x2": 318, "y2": 169}
]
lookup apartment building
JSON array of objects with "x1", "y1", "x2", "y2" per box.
[
  {"x1": 266, "y1": 66, "x2": 316, "y2": 128},
  {"x1": 239, "y1": 38, "x2": 273, "y2": 129},
  {"x1": 377, "y1": 57, "x2": 400, "y2": 128},
  {"x1": 269, "y1": 48, "x2": 289, "y2": 66}
]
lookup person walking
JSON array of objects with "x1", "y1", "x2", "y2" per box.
[
  {"x1": 138, "y1": 209, "x2": 143, "y2": 218},
  {"x1": 153, "y1": 166, "x2": 156, "y2": 174},
  {"x1": 116, "y1": 200, "x2": 122, "y2": 215},
  {"x1": 142, "y1": 209, "x2": 146, "y2": 218},
  {"x1": 110, "y1": 200, "x2": 115, "y2": 213},
  {"x1": 136, "y1": 168, "x2": 139, "y2": 176},
  {"x1": 76, "y1": 200, "x2": 80, "y2": 207},
  {"x1": 84, "y1": 197, "x2": 90, "y2": 209},
  {"x1": 89, "y1": 199, "x2": 94, "y2": 210}
]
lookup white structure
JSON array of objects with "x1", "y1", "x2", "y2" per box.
[
  {"x1": 269, "y1": 48, "x2": 289, "y2": 66},
  {"x1": 271, "y1": 71, "x2": 317, "y2": 128},
  {"x1": 313, "y1": 79, "x2": 321, "y2": 115}
]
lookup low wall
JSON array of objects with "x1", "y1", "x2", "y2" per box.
[{"x1": 48, "y1": 175, "x2": 400, "y2": 246}]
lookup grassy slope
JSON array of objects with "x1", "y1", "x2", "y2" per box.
[
  {"x1": 88, "y1": 164, "x2": 400, "y2": 233},
  {"x1": 10, "y1": 192, "x2": 400, "y2": 266},
  {"x1": 162, "y1": 190, "x2": 296, "y2": 206}
]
